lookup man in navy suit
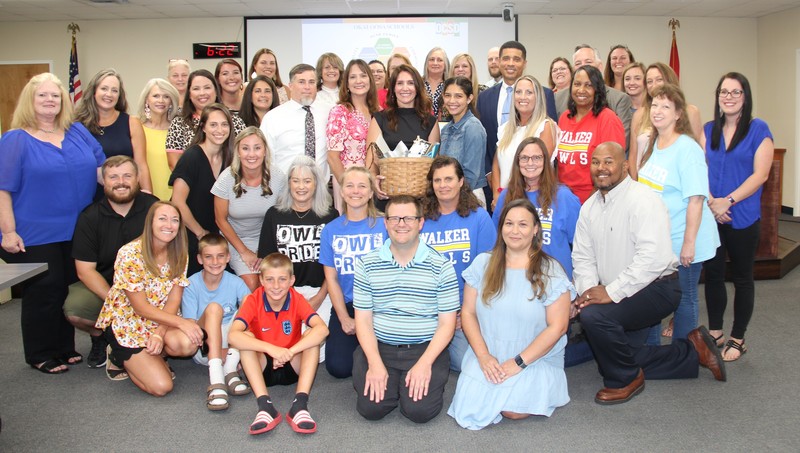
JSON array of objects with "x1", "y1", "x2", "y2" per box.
[{"x1": 477, "y1": 41, "x2": 557, "y2": 211}]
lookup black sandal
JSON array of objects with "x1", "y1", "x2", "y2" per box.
[
  {"x1": 31, "y1": 359, "x2": 69, "y2": 375},
  {"x1": 711, "y1": 333, "x2": 725, "y2": 349},
  {"x1": 59, "y1": 352, "x2": 84, "y2": 365},
  {"x1": 723, "y1": 339, "x2": 747, "y2": 362}
]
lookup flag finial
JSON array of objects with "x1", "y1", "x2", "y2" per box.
[
  {"x1": 68, "y1": 22, "x2": 80, "y2": 36},
  {"x1": 668, "y1": 18, "x2": 680, "y2": 31}
]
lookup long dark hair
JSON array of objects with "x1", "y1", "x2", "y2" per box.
[
  {"x1": 239, "y1": 76, "x2": 279, "y2": 127},
  {"x1": 180, "y1": 70, "x2": 220, "y2": 127},
  {"x1": 339, "y1": 59, "x2": 380, "y2": 115},
  {"x1": 567, "y1": 65, "x2": 607, "y2": 119},
  {"x1": 710, "y1": 72, "x2": 753, "y2": 152},
  {"x1": 422, "y1": 156, "x2": 480, "y2": 220},
  {"x1": 385, "y1": 64, "x2": 432, "y2": 132},
  {"x1": 189, "y1": 103, "x2": 233, "y2": 169},
  {"x1": 442, "y1": 76, "x2": 478, "y2": 117},
  {"x1": 482, "y1": 198, "x2": 554, "y2": 304}
]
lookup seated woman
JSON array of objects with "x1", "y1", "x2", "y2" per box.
[
  {"x1": 319, "y1": 166, "x2": 387, "y2": 378},
  {"x1": 169, "y1": 103, "x2": 233, "y2": 276},
  {"x1": 448, "y1": 198, "x2": 573, "y2": 430},
  {"x1": 239, "y1": 75, "x2": 279, "y2": 128},
  {"x1": 421, "y1": 156, "x2": 495, "y2": 371},
  {"x1": 258, "y1": 156, "x2": 338, "y2": 360},
  {"x1": 367, "y1": 64, "x2": 440, "y2": 200},
  {"x1": 212, "y1": 126, "x2": 285, "y2": 291},
  {"x1": 96, "y1": 201, "x2": 204, "y2": 395}
]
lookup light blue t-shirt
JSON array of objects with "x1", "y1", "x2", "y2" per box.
[
  {"x1": 638, "y1": 134, "x2": 720, "y2": 263},
  {"x1": 420, "y1": 208, "x2": 496, "y2": 301},
  {"x1": 319, "y1": 215, "x2": 386, "y2": 303},
  {"x1": 181, "y1": 270, "x2": 251, "y2": 323}
]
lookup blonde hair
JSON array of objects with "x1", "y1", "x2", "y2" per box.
[
  {"x1": 11, "y1": 73, "x2": 73, "y2": 130},
  {"x1": 341, "y1": 166, "x2": 381, "y2": 227},
  {"x1": 259, "y1": 252, "x2": 294, "y2": 276},
  {"x1": 448, "y1": 53, "x2": 481, "y2": 112},
  {"x1": 167, "y1": 59, "x2": 191, "y2": 74},
  {"x1": 423, "y1": 47, "x2": 450, "y2": 81},
  {"x1": 230, "y1": 126, "x2": 272, "y2": 198},
  {"x1": 136, "y1": 78, "x2": 180, "y2": 123},
  {"x1": 141, "y1": 201, "x2": 188, "y2": 280},
  {"x1": 497, "y1": 75, "x2": 549, "y2": 155}
]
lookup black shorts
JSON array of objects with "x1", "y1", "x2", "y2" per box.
[
  {"x1": 263, "y1": 354, "x2": 299, "y2": 387},
  {"x1": 103, "y1": 328, "x2": 144, "y2": 365}
]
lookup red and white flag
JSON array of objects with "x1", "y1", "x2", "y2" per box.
[{"x1": 69, "y1": 34, "x2": 82, "y2": 103}]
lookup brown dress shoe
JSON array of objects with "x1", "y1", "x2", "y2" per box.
[
  {"x1": 687, "y1": 326, "x2": 727, "y2": 382},
  {"x1": 595, "y1": 369, "x2": 645, "y2": 405}
]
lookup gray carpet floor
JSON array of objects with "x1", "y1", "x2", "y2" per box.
[{"x1": 2, "y1": 219, "x2": 800, "y2": 452}]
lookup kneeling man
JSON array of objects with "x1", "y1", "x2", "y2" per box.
[
  {"x1": 353, "y1": 195, "x2": 459, "y2": 422},
  {"x1": 572, "y1": 142, "x2": 725, "y2": 405}
]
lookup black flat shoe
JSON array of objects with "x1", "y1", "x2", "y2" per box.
[{"x1": 31, "y1": 359, "x2": 69, "y2": 375}]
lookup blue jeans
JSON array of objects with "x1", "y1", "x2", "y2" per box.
[{"x1": 646, "y1": 263, "x2": 701, "y2": 345}]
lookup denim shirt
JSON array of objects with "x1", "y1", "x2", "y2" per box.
[{"x1": 439, "y1": 110, "x2": 488, "y2": 190}]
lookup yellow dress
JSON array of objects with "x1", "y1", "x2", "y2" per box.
[{"x1": 143, "y1": 126, "x2": 172, "y2": 200}]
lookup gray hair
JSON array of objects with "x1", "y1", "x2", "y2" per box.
[{"x1": 275, "y1": 155, "x2": 332, "y2": 217}]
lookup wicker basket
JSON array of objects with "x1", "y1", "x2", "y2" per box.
[{"x1": 378, "y1": 157, "x2": 433, "y2": 197}]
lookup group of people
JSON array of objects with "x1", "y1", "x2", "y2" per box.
[{"x1": 0, "y1": 37, "x2": 773, "y2": 433}]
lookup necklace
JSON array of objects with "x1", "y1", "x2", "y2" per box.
[
  {"x1": 98, "y1": 126, "x2": 106, "y2": 136},
  {"x1": 294, "y1": 209, "x2": 311, "y2": 219},
  {"x1": 39, "y1": 127, "x2": 56, "y2": 134}
]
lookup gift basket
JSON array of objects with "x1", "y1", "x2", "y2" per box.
[{"x1": 370, "y1": 136, "x2": 440, "y2": 197}]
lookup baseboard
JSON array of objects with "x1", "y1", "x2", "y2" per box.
[{"x1": 782, "y1": 205, "x2": 793, "y2": 216}]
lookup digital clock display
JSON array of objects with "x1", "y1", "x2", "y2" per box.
[{"x1": 192, "y1": 42, "x2": 242, "y2": 59}]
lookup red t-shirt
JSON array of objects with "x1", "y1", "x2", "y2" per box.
[
  {"x1": 235, "y1": 287, "x2": 318, "y2": 348},
  {"x1": 556, "y1": 107, "x2": 625, "y2": 203}
]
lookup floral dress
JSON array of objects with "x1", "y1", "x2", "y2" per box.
[
  {"x1": 95, "y1": 239, "x2": 189, "y2": 348},
  {"x1": 326, "y1": 104, "x2": 370, "y2": 168}
]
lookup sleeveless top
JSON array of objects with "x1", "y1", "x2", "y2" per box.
[{"x1": 93, "y1": 111, "x2": 133, "y2": 158}]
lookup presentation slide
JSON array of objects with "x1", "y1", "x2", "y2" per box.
[{"x1": 245, "y1": 15, "x2": 516, "y2": 83}]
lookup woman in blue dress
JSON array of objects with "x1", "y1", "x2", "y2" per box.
[{"x1": 448, "y1": 198, "x2": 573, "y2": 430}]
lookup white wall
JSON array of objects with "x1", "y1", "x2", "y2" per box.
[{"x1": 757, "y1": 6, "x2": 800, "y2": 212}]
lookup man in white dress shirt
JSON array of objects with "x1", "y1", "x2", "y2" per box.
[
  {"x1": 261, "y1": 63, "x2": 333, "y2": 182},
  {"x1": 571, "y1": 142, "x2": 726, "y2": 405}
]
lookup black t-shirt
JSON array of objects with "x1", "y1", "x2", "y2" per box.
[
  {"x1": 168, "y1": 144, "x2": 218, "y2": 234},
  {"x1": 257, "y1": 206, "x2": 338, "y2": 287},
  {"x1": 374, "y1": 108, "x2": 436, "y2": 149},
  {"x1": 71, "y1": 192, "x2": 159, "y2": 284}
]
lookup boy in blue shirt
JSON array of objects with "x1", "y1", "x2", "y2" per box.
[{"x1": 181, "y1": 233, "x2": 251, "y2": 411}]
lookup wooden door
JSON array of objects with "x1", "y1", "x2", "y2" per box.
[{"x1": 0, "y1": 63, "x2": 51, "y2": 134}]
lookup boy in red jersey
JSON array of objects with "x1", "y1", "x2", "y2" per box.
[{"x1": 229, "y1": 253, "x2": 329, "y2": 435}]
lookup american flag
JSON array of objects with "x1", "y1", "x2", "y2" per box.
[{"x1": 69, "y1": 34, "x2": 82, "y2": 103}]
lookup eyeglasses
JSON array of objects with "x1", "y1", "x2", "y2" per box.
[
  {"x1": 718, "y1": 89, "x2": 744, "y2": 99},
  {"x1": 551, "y1": 67, "x2": 568, "y2": 74},
  {"x1": 518, "y1": 155, "x2": 544, "y2": 164},
  {"x1": 386, "y1": 216, "x2": 420, "y2": 225}
]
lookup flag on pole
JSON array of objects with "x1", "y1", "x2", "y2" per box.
[
  {"x1": 69, "y1": 34, "x2": 82, "y2": 103},
  {"x1": 669, "y1": 29, "x2": 680, "y2": 79}
]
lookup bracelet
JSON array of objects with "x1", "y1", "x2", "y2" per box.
[
  {"x1": 727, "y1": 196, "x2": 736, "y2": 205},
  {"x1": 497, "y1": 187, "x2": 503, "y2": 194},
  {"x1": 151, "y1": 333, "x2": 163, "y2": 342}
]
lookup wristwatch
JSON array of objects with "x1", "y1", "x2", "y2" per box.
[
  {"x1": 514, "y1": 354, "x2": 527, "y2": 369},
  {"x1": 727, "y1": 196, "x2": 736, "y2": 205}
]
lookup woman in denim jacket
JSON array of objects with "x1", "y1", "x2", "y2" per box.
[{"x1": 439, "y1": 77, "x2": 488, "y2": 206}]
